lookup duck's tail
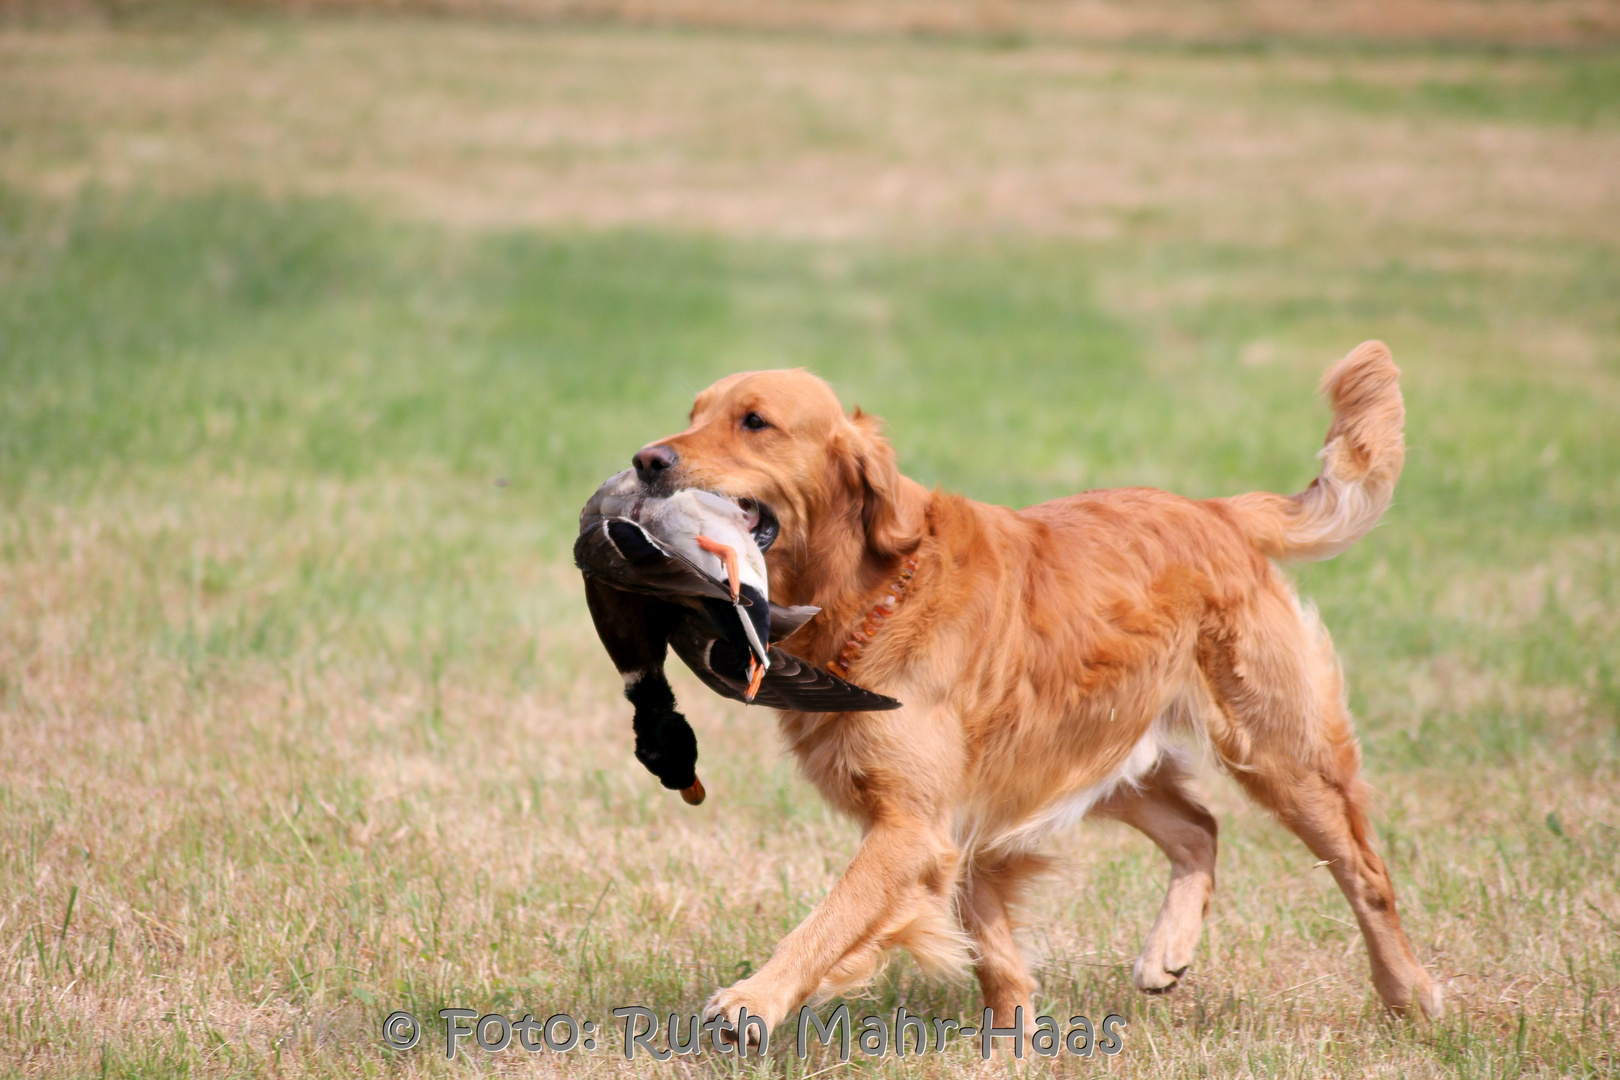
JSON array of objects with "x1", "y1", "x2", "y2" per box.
[{"x1": 1222, "y1": 341, "x2": 1405, "y2": 562}]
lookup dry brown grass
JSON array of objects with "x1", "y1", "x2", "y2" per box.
[
  {"x1": 1, "y1": 12, "x2": 1617, "y2": 1078},
  {"x1": 11, "y1": 0, "x2": 1620, "y2": 46},
  {"x1": 4, "y1": 473, "x2": 1616, "y2": 1077},
  {"x1": 3, "y1": 20, "x2": 1618, "y2": 249}
]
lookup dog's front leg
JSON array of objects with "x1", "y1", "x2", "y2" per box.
[{"x1": 704, "y1": 814, "x2": 958, "y2": 1040}]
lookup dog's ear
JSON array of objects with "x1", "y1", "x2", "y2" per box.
[{"x1": 845, "y1": 408, "x2": 925, "y2": 559}]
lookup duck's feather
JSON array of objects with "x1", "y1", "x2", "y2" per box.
[
  {"x1": 669, "y1": 626, "x2": 903, "y2": 713},
  {"x1": 577, "y1": 514, "x2": 817, "y2": 641},
  {"x1": 581, "y1": 529, "x2": 901, "y2": 711},
  {"x1": 580, "y1": 465, "x2": 906, "y2": 714},
  {"x1": 642, "y1": 488, "x2": 769, "y2": 601},
  {"x1": 581, "y1": 577, "x2": 700, "y2": 791},
  {"x1": 574, "y1": 515, "x2": 737, "y2": 604},
  {"x1": 581, "y1": 573, "x2": 683, "y2": 673},
  {"x1": 768, "y1": 603, "x2": 820, "y2": 643}
]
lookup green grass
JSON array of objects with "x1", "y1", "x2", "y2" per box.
[
  {"x1": 1246, "y1": 51, "x2": 1620, "y2": 127},
  {"x1": 1, "y1": 18, "x2": 1618, "y2": 1080}
]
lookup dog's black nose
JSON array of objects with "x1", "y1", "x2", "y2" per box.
[{"x1": 633, "y1": 444, "x2": 677, "y2": 484}]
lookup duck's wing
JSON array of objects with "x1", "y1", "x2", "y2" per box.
[
  {"x1": 768, "y1": 603, "x2": 820, "y2": 643},
  {"x1": 575, "y1": 514, "x2": 737, "y2": 605},
  {"x1": 755, "y1": 648, "x2": 903, "y2": 711},
  {"x1": 669, "y1": 624, "x2": 903, "y2": 713},
  {"x1": 736, "y1": 583, "x2": 771, "y2": 667}
]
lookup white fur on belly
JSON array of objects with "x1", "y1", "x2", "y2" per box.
[{"x1": 955, "y1": 723, "x2": 1167, "y2": 859}]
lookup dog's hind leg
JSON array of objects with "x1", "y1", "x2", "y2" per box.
[
  {"x1": 1090, "y1": 755, "x2": 1218, "y2": 994},
  {"x1": 1200, "y1": 584, "x2": 1441, "y2": 1018},
  {"x1": 958, "y1": 853, "x2": 1045, "y2": 1029}
]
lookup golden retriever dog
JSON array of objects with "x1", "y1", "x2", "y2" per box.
[{"x1": 628, "y1": 340, "x2": 1441, "y2": 1039}]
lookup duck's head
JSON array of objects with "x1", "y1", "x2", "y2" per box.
[{"x1": 629, "y1": 369, "x2": 927, "y2": 605}]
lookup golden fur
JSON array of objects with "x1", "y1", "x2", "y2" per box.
[{"x1": 638, "y1": 340, "x2": 1440, "y2": 1037}]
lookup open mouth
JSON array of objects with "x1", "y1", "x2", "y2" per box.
[{"x1": 735, "y1": 497, "x2": 780, "y2": 552}]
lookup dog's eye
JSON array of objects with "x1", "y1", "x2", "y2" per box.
[{"x1": 741, "y1": 412, "x2": 770, "y2": 431}]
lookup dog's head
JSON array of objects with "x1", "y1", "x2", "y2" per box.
[{"x1": 631, "y1": 369, "x2": 927, "y2": 601}]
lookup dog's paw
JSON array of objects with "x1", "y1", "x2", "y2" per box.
[
  {"x1": 1132, "y1": 952, "x2": 1190, "y2": 994},
  {"x1": 1413, "y1": 979, "x2": 1444, "y2": 1021},
  {"x1": 1133, "y1": 962, "x2": 1187, "y2": 994},
  {"x1": 702, "y1": 982, "x2": 782, "y2": 1050},
  {"x1": 1132, "y1": 916, "x2": 1200, "y2": 994},
  {"x1": 1389, "y1": 975, "x2": 1443, "y2": 1021}
]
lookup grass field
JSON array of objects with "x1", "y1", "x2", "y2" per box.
[{"x1": 2, "y1": 10, "x2": 1618, "y2": 1078}]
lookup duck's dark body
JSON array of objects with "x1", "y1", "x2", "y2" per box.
[
  {"x1": 580, "y1": 577, "x2": 702, "y2": 793},
  {"x1": 574, "y1": 509, "x2": 902, "y2": 803}
]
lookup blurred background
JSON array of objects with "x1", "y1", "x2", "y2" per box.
[{"x1": 2, "y1": 2, "x2": 1616, "y2": 1077}]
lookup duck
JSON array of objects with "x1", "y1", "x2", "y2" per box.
[
  {"x1": 640, "y1": 487, "x2": 774, "y2": 696},
  {"x1": 575, "y1": 469, "x2": 902, "y2": 804}
]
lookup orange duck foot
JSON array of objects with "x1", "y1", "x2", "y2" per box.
[{"x1": 694, "y1": 535, "x2": 741, "y2": 600}]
